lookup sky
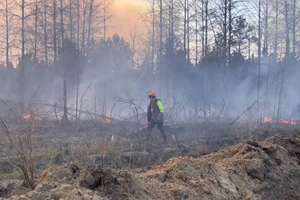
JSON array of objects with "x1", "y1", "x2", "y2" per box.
[{"x1": 109, "y1": 0, "x2": 148, "y2": 40}]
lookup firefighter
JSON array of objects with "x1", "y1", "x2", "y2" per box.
[{"x1": 147, "y1": 92, "x2": 167, "y2": 144}]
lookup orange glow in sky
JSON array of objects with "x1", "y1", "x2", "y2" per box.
[{"x1": 109, "y1": 0, "x2": 148, "y2": 40}]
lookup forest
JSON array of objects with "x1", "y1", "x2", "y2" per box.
[{"x1": 0, "y1": 0, "x2": 299, "y2": 123}]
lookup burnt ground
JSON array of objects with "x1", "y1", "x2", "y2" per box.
[{"x1": 0, "y1": 120, "x2": 300, "y2": 199}]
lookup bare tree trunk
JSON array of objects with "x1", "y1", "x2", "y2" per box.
[
  {"x1": 151, "y1": 0, "x2": 155, "y2": 72},
  {"x1": 292, "y1": 0, "x2": 296, "y2": 55},
  {"x1": 264, "y1": 56, "x2": 271, "y2": 118},
  {"x1": 87, "y1": 0, "x2": 94, "y2": 58},
  {"x1": 204, "y1": 0, "x2": 208, "y2": 57},
  {"x1": 34, "y1": 0, "x2": 38, "y2": 67},
  {"x1": 75, "y1": 61, "x2": 80, "y2": 120},
  {"x1": 103, "y1": 0, "x2": 106, "y2": 41},
  {"x1": 44, "y1": 3, "x2": 48, "y2": 67},
  {"x1": 81, "y1": 2, "x2": 86, "y2": 54},
  {"x1": 159, "y1": 0, "x2": 163, "y2": 96},
  {"x1": 170, "y1": 0, "x2": 174, "y2": 97},
  {"x1": 53, "y1": 0, "x2": 57, "y2": 64},
  {"x1": 187, "y1": 0, "x2": 190, "y2": 61},
  {"x1": 69, "y1": 0, "x2": 73, "y2": 43},
  {"x1": 274, "y1": 0, "x2": 278, "y2": 62},
  {"x1": 77, "y1": 0, "x2": 80, "y2": 49},
  {"x1": 22, "y1": 0, "x2": 25, "y2": 59},
  {"x1": 60, "y1": 0, "x2": 67, "y2": 122},
  {"x1": 5, "y1": 0, "x2": 9, "y2": 68},
  {"x1": 284, "y1": 1, "x2": 290, "y2": 58},
  {"x1": 103, "y1": 0, "x2": 107, "y2": 112},
  {"x1": 263, "y1": 0, "x2": 269, "y2": 120},
  {"x1": 20, "y1": 0, "x2": 26, "y2": 115},
  {"x1": 272, "y1": 0, "x2": 278, "y2": 122},
  {"x1": 203, "y1": 0, "x2": 208, "y2": 118},
  {"x1": 184, "y1": 0, "x2": 187, "y2": 57},
  {"x1": 168, "y1": 0, "x2": 171, "y2": 41},
  {"x1": 263, "y1": 0, "x2": 268, "y2": 56},
  {"x1": 60, "y1": 0, "x2": 64, "y2": 49},
  {"x1": 195, "y1": 2, "x2": 198, "y2": 64},
  {"x1": 228, "y1": 0, "x2": 232, "y2": 64},
  {"x1": 201, "y1": 0, "x2": 204, "y2": 60},
  {"x1": 94, "y1": 77, "x2": 97, "y2": 118},
  {"x1": 223, "y1": 0, "x2": 227, "y2": 61},
  {"x1": 277, "y1": 1, "x2": 290, "y2": 121},
  {"x1": 257, "y1": 0, "x2": 261, "y2": 123},
  {"x1": 63, "y1": 73, "x2": 68, "y2": 122}
]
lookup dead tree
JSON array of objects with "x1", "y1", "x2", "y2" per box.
[
  {"x1": 272, "y1": 0, "x2": 279, "y2": 121},
  {"x1": 81, "y1": 0, "x2": 87, "y2": 54},
  {"x1": 34, "y1": 0, "x2": 38, "y2": 67},
  {"x1": 60, "y1": 0, "x2": 64, "y2": 49},
  {"x1": 53, "y1": 0, "x2": 57, "y2": 64},
  {"x1": 77, "y1": 0, "x2": 80, "y2": 49},
  {"x1": 228, "y1": 0, "x2": 232, "y2": 64},
  {"x1": 159, "y1": 0, "x2": 163, "y2": 97},
  {"x1": 187, "y1": 0, "x2": 190, "y2": 61},
  {"x1": 277, "y1": 0, "x2": 290, "y2": 121},
  {"x1": 151, "y1": 0, "x2": 155, "y2": 73},
  {"x1": 257, "y1": 0, "x2": 261, "y2": 122},
  {"x1": 183, "y1": 0, "x2": 187, "y2": 56},
  {"x1": 204, "y1": 0, "x2": 208, "y2": 57},
  {"x1": 263, "y1": 0, "x2": 269, "y2": 119},
  {"x1": 69, "y1": 0, "x2": 73, "y2": 43},
  {"x1": 43, "y1": 2, "x2": 48, "y2": 67},
  {"x1": 21, "y1": 0, "x2": 25, "y2": 59},
  {"x1": 0, "y1": 0, "x2": 13, "y2": 68},
  {"x1": 194, "y1": 0, "x2": 198, "y2": 64},
  {"x1": 292, "y1": 0, "x2": 296, "y2": 55},
  {"x1": 86, "y1": 0, "x2": 94, "y2": 58}
]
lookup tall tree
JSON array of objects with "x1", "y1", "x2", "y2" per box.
[
  {"x1": 60, "y1": 0, "x2": 65, "y2": 49},
  {"x1": 257, "y1": 0, "x2": 261, "y2": 122},
  {"x1": 86, "y1": 0, "x2": 94, "y2": 58},
  {"x1": 33, "y1": 0, "x2": 39, "y2": 67},
  {"x1": 69, "y1": 0, "x2": 73, "y2": 43},
  {"x1": 53, "y1": 0, "x2": 57, "y2": 64},
  {"x1": 43, "y1": 1, "x2": 48, "y2": 67},
  {"x1": 159, "y1": 0, "x2": 163, "y2": 96},
  {"x1": 0, "y1": 0, "x2": 13, "y2": 68},
  {"x1": 292, "y1": 0, "x2": 296, "y2": 55}
]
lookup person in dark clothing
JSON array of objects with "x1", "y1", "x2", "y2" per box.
[{"x1": 147, "y1": 92, "x2": 167, "y2": 144}]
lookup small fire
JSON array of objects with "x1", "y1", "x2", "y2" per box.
[
  {"x1": 263, "y1": 116, "x2": 298, "y2": 125},
  {"x1": 281, "y1": 119, "x2": 289, "y2": 124},
  {"x1": 102, "y1": 112, "x2": 111, "y2": 124},
  {"x1": 281, "y1": 118, "x2": 297, "y2": 125},
  {"x1": 23, "y1": 114, "x2": 31, "y2": 120},
  {"x1": 291, "y1": 119, "x2": 297, "y2": 125},
  {"x1": 264, "y1": 116, "x2": 273, "y2": 123},
  {"x1": 23, "y1": 112, "x2": 42, "y2": 121}
]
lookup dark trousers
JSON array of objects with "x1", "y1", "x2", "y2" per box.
[{"x1": 147, "y1": 120, "x2": 167, "y2": 143}]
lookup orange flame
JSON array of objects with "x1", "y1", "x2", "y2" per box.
[
  {"x1": 291, "y1": 119, "x2": 297, "y2": 125},
  {"x1": 102, "y1": 112, "x2": 111, "y2": 124},
  {"x1": 264, "y1": 116, "x2": 273, "y2": 123},
  {"x1": 23, "y1": 114, "x2": 31, "y2": 120},
  {"x1": 23, "y1": 112, "x2": 42, "y2": 121},
  {"x1": 280, "y1": 118, "x2": 297, "y2": 125},
  {"x1": 263, "y1": 116, "x2": 298, "y2": 125}
]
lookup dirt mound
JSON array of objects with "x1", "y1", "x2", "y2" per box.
[{"x1": 3, "y1": 134, "x2": 300, "y2": 200}]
